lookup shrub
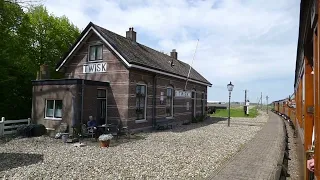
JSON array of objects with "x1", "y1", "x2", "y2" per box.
[
  {"x1": 198, "y1": 115, "x2": 205, "y2": 122},
  {"x1": 191, "y1": 117, "x2": 198, "y2": 123},
  {"x1": 16, "y1": 124, "x2": 47, "y2": 137}
]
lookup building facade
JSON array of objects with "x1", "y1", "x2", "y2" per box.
[{"x1": 31, "y1": 22, "x2": 212, "y2": 133}]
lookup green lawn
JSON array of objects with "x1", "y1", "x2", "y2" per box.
[{"x1": 211, "y1": 107, "x2": 258, "y2": 118}]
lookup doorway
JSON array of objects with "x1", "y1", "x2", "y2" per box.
[{"x1": 97, "y1": 89, "x2": 107, "y2": 125}]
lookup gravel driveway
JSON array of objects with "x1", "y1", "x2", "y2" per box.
[{"x1": 0, "y1": 112, "x2": 268, "y2": 180}]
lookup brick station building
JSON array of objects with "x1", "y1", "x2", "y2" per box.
[{"x1": 31, "y1": 22, "x2": 212, "y2": 133}]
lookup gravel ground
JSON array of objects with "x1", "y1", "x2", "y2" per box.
[
  {"x1": 0, "y1": 113, "x2": 268, "y2": 180},
  {"x1": 284, "y1": 119, "x2": 302, "y2": 180}
]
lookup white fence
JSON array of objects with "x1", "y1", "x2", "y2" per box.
[{"x1": 0, "y1": 117, "x2": 31, "y2": 136}]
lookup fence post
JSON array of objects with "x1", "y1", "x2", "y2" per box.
[
  {"x1": 0, "y1": 117, "x2": 5, "y2": 136},
  {"x1": 28, "y1": 118, "x2": 31, "y2": 125}
]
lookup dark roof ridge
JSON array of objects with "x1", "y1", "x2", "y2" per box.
[
  {"x1": 92, "y1": 23, "x2": 192, "y2": 67},
  {"x1": 56, "y1": 21, "x2": 211, "y2": 86}
]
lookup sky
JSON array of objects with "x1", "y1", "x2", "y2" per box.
[{"x1": 42, "y1": 0, "x2": 301, "y2": 104}]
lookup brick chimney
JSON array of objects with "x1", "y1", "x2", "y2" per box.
[
  {"x1": 170, "y1": 49, "x2": 178, "y2": 59},
  {"x1": 126, "y1": 27, "x2": 136, "y2": 42},
  {"x1": 38, "y1": 64, "x2": 50, "y2": 79}
]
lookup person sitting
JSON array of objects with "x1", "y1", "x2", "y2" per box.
[
  {"x1": 87, "y1": 116, "x2": 97, "y2": 128},
  {"x1": 87, "y1": 116, "x2": 104, "y2": 141},
  {"x1": 307, "y1": 158, "x2": 315, "y2": 172},
  {"x1": 86, "y1": 116, "x2": 98, "y2": 139}
]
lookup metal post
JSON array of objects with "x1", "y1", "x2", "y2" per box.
[
  {"x1": 228, "y1": 92, "x2": 231, "y2": 127},
  {"x1": 0, "y1": 117, "x2": 4, "y2": 136}
]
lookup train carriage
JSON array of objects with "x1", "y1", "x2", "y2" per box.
[{"x1": 274, "y1": 0, "x2": 319, "y2": 179}]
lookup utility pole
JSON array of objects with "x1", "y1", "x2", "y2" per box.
[
  {"x1": 266, "y1": 95, "x2": 269, "y2": 114},
  {"x1": 244, "y1": 90, "x2": 247, "y2": 115},
  {"x1": 244, "y1": 90, "x2": 247, "y2": 103}
]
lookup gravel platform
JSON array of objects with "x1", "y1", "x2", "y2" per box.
[
  {"x1": 0, "y1": 113, "x2": 268, "y2": 180},
  {"x1": 284, "y1": 119, "x2": 302, "y2": 180}
]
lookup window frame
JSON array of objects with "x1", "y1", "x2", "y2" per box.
[
  {"x1": 201, "y1": 92, "x2": 205, "y2": 115},
  {"x1": 97, "y1": 88, "x2": 108, "y2": 125},
  {"x1": 166, "y1": 86, "x2": 174, "y2": 118},
  {"x1": 192, "y1": 89, "x2": 196, "y2": 117},
  {"x1": 135, "y1": 83, "x2": 147, "y2": 123},
  {"x1": 88, "y1": 44, "x2": 103, "y2": 62},
  {"x1": 45, "y1": 99, "x2": 63, "y2": 120}
]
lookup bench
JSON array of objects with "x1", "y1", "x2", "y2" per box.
[{"x1": 155, "y1": 118, "x2": 174, "y2": 130}]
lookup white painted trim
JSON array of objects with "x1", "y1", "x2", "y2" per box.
[
  {"x1": 56, "y1": 25, "x2": 212, "y2": 87},
  {"x1": 45, "y1": 100, "x2": 62, "y2": 119},
  {"x1": 56, "y1": 26, "x2": 131, "y2": 71},
  {"x1": 131, "y1": 64, "x2": 211, "y2": 87},
  {"x1": 44, "y1": 117, "x2": 62, "y2": 121},
  {"x1": 56, "y1": 27, "x2": 93, "y2": 71},
  {"x1": 86, "y1": 60, "x2": 104, "y2": 64},
  {"x1": 91, "y1": 28, "x2": 131, "y2": 67}
]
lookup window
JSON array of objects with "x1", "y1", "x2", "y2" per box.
[
  {"x1": 45, "y1": 100, "x2": 62, "y2": 119},
  {"x1": 201, "y1": 92, "x2": 205, "y2": 115},
  {"x1": 136, "y1": 84, "x2": 147, "y2": 120},
  {"x1": 97, "y1": 89, "x2": 106, "y2": 98},
  {"x1": 166, "y1": 87, "x2": 174, "y2": 117},
  {"x1": 89, "y1": 45, "x2": 103, "y2": 61},
  {"x1": 191, "y1": 90, "x2": 196, "y2": 117}
]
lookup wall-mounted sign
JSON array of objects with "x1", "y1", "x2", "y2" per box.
[
  {"x1": 175, "y1": 90, "x2": 191, "y2": 98},
  {"x1": 83, "y1": 62, "x2": 107, "y2": 73}
]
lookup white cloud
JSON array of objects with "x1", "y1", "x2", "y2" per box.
[{"x1": 42, "y1": 0, "x2": 300, "y2": 101}]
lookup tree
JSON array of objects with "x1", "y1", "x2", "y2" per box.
[
  {"x1": 0, "y1": 0, "x2": 34, "y2": 119},
  {"x1": 27, "y1": 5, "x2": 80, "y2": 78},
  {"x1": 0, "y1": 1, "x2": 80, "y2": 119}
]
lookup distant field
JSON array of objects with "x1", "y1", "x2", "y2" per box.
[{"x1": 211, "y1": 106, "x2": 258, "y2": 118}]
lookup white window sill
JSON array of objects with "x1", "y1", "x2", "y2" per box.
[
  {"x1": 135, "y1": 119, "x2": 147, "y2": 124},
  {"x1": 87, "y1": 60, "x2": 103, "y2": 63},
  {"x1": 166, "y1": 117, "x2": 174, "y2": 120},
  {"x1": 44, "y1": 117, "x2": 62, "y2": 121}
]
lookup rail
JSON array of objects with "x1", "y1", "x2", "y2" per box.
[{"x1": 0, "y1": 117, "x2": 31, "y2": 136}]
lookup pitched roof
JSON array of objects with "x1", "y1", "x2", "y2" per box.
[{"x1": 56, "y1": 22, "x2": 212, "y2": 86}]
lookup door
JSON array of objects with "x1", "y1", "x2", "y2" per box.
[
  {"x1": 97, "y1": 89, "x2": 107, "y2": 125},
  {"x1": 97, "y1": 99, "x2": 106, "y2": 125}
]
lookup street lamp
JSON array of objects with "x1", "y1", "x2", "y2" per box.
[{"x1": 227, "y1": 81, "x2": 234, "y2": 127}]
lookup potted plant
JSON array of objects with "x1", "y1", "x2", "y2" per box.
[{"x1": 98, "y1": 134, "x2": 113, "y2": 148}]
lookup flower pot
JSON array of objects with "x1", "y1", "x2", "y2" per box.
[
  {"x1": 100, "y1": 139, "x2": 110, "y2": 148},
  {"x1": 61, "y1": 133, "x2": 69, "y2": 143}
]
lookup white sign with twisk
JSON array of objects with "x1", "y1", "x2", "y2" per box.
[
  {"x1": 175, "y1": 90, "x2": 191, "y2": 98},
  {"x1": 83, "y1": 62, "x2": 107, "y2": 73}
]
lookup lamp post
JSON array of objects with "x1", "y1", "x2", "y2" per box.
[{"x1": 227, "y1": 81, "x2": 234, "y2": 127}]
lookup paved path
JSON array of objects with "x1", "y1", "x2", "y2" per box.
[{"x1": 208, "y1": 112, "x2": 285, "y2": 180}]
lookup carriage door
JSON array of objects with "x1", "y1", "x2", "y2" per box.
[{"x1": 97, "y1": 89, "x2": 107, "y2": 125}]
